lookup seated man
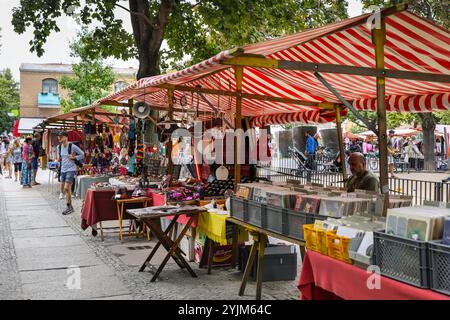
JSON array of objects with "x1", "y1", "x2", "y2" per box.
[{"x1": 345, "y1": 152, "x2": 380, "y2": 193}]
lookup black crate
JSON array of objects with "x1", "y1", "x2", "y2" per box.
[
  {"x1": 284, "y1": 209, "x2": 308, "y2": 241},
  {"x1": 239, "y1": 244, "x2": 297, "y2": 281},
  {"x1": 247, "y1": 199, "x2": 266, "y2": 228},
  {"x1": 373, "y1": 231, "x2": 429, "y2": 288},
  {"x1": 265, "y1": 205, "x2": 285, "y2": 234},
  {"x1": 230, "y1": 196, "x2": 247, "y2": 221},
  {"x1": 428, "y1": 241, "x2": 450, "y2": 296},
  {"x1": 305, "y1": 213, "x2": 329, "y2": 225}
]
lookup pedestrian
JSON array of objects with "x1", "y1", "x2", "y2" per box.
[
  {"x1": 387, "y1": 130, "x2": 397, "y2": 178},
  {"x1": 31, "y1": 132, "x2": 42, "y2": 185},
  {"x1": 304, "y1": 131, "x2": 318, "y2": 169},
  {"x1": 4, "y1": 139, "x2": 13, "y2": 179},
  {"x1": 0, "y1": 135, "x2": 7, "y2": 176},
  {"x1": 57, "y1": 131, "x2": 84, "y2": 215},
  {"x1": 11, "y1": 138, "x2": 22, "y2": 182},
  {"x1": 20, "y1": 137, "x2": 34, "y2": 188}
]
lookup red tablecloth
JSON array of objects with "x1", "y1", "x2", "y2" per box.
[
  {"x1": 148, "y1": 191, "x2": 198, "y2": 228},
  {"x1": 298, "y1": 250, "x2": 450, "y2": 300},
  {"x1": 81, "y1": 189, "x2": 147, "y2": 230}
]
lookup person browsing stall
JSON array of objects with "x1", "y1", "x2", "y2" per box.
[
  {"x1": 57, "y1": 131, "x2": 84, "y2": 215},
  {"x1": 345, "y1": 152, "x2": 380, "y2": 193}
]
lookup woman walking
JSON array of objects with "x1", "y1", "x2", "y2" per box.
[
  {"x1": 21, "y1": 137, "x2": 34, "y2": 188},
  {"x1": 12, "y1": 139, "x2": 23, "y2": 182}
]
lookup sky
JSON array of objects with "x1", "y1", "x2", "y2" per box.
[{"x1": 0, "y1": 0, "x2": 363, "y2": 81}]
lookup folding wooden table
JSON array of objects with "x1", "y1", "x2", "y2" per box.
[
  {"x1": 127, "y1": 206, "x2": 207, "y2": 282},
  {"x1": 115, "y1": 197, "x2": 152, "y2": 241}
]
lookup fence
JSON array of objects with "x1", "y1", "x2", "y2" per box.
[
  {"x1": 256, "y1": 166, "x2": 450, "y2": 206},
  {"x1": 271, "y1": 154, "x2": 449, "y2": 173}
]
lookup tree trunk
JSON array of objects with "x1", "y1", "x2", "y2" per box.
[
  {"x1": 418, "y1": 112, "x2": 436, "y2": 171},
  {"x1": 129, "y1": 0, "x2": 174, "y2": 80}
]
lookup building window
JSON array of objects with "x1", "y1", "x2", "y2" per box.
[
  {"x1": 114, "y1": 81, "x2": 128, "y2": 92},
  {"x1": 42, "y1": 78, "x2": 58, "y2": 94}
]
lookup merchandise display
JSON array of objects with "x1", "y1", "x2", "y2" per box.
[{"x1": 386, "y1": 206, "x2": 449, "y2": 241}]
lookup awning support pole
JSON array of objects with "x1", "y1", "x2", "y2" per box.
[
  {"x1": 334, "y1": 105, "x2": 347, "y2": 181},
  {"x1": 314, "y1": 72, "x2": 378, "y2": 136},
  {"x1": 234, "y1": 66, "x2": 244, "y2": 189},
  {"x1": 373, "y1": 18, "x2": 389, "y2": 216}
]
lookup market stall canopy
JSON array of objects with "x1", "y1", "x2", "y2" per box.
[
  {"x1": 34, "y1": 106, "x2": 126, "y2": 130},
  {"x1": 93, "y1": 5, "x2": 449, "y2": 127},
  {"x1": 18, "y1": 117, "x2": 45, "y2": 134},
  {"x1": 359, "y1": 128, "x2": 420, "y2": 137}
]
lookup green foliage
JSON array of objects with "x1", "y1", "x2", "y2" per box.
[
  {"x1": 60, "y1": 29, "x2": 116, "y2": 112},
  {"x1": 349, "y1": 124, "x2": 367, "y2": 134},
  {"x1": 434, "y1": 111, "x2": 450, "y2": 125},
  {"x1": 361, "y1": 0, "x2": 449, "y2": 28},
  {"x1": 0, "y1": 69, "x2": 19, "y2": 132},
  {"x1": 12, "y1": 0, "x2": 349, "y2": 76},
  {"x1": 345, "y1": 110, "x2": 419, "y2": 130}
]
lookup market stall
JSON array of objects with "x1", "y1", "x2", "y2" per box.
[
  {"x1": 298, "y1": 250, "x2": 449, "y2": 300},
  {"x1": 44, "y1": 4, "x2": 450, "y2": 299}
]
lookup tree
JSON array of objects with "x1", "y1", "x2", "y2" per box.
[
  {"x1": 346, "y1": 111, "x2": 416, "y2": 131},
  {"x1": 361, "y1": 0, "x2": 449, "y2": 170},
  {"x1": 12, "y1": 0, "x2": 348, "y2": 80},
  {"x1": 59, "y1": 29, "x2": 116, "y2": 112},
  {"x1": 0, "y1": 69, "x2": 19, "y2": 132}
]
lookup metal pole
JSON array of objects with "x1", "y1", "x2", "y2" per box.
[
  {"x1": 335, "y1": 105, "x2": 347, "y2": 180},
  {"x1": 234, "y1": 66, "x2": 244, "y2": 189},
  {"x1": 372, "y1": 18, "x2": 389, "y2": 216}
]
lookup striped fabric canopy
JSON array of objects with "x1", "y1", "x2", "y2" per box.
[{"x1": 96, "y1": 7, "x2": 450, "y2": 127}]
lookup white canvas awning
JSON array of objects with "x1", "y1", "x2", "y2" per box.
[{"x1": 18, "y1": 117, "x2": 45, "y2": 134}]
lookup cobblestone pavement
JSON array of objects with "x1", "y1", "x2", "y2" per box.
[
  {"x1": 0, "y1": 179, "x2": 23, "y2": 300},
  {"x1": 1, "y1": 171, "x2": 300, "y2": 300}
]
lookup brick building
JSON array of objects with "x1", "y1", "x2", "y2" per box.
[{"x1": 18, "y1": 63, "x2": 137, "y2": 134}]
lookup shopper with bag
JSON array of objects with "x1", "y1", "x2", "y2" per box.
[{"x1": 57, "y1": 131, "x2": 84, "y2": 215}]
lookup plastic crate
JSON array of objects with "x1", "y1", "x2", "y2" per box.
[
  {"x1": 285, "y1": 209, "x2": 309, "y2": 241},
  {"x1": 305, "y1": 213, "x2": 328, "y2": 225},
  {"x1": 265, "y1": 205, "x2": 285, "y2": 234},
  {"x1": 303, "y1": 224, "x2": 336, "y2": 254},
  {"x1": 230, "y1": 196, "x2": 247, "y2": 221},
  {"x1": 428, "y1": 240, "x2": 450, "y2": 296},
  {"x1": 247, "y1": 199, "x2": 266, "y2": 228},
  {"x1": 373, "y1": 231, "x2": 429, "y2": 288},
  {"x1": 326, "y1": 233, "x2": 352, "y2": 264}
]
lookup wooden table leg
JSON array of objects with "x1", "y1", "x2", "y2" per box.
[
  {"x1": 148, "y1": 221, "x2": 186, "y2": 270},
  {"x1": 151, "y1": 216, "x2": 197, "y2": 282},
  {"x1": 207, "y1": 238, "x2": 216, "y2": 275},
  {"x1": 239, "y1": 234, "x2": 259, "y2": 296},
  {"x1": 117, "y1": 202, "x2": 123, "y2": 241},
  {"x1": 256, "y1": 235, "x2": 267, "y2": 300},
  {"x1": 299, "y1": 244, "x2": 306, "y2": 261},
  {"x1": 231, "y1": 224, "x2": 239, "y2": 269},
  {"x1": 99, "y1": 221, "x2": 104, "y2": 241},
  {"x1": 139, "y1": 218, "x2": 180, "y2": 272}
]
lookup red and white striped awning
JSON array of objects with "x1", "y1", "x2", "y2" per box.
[{"x1": 96, "y1": 7, "x2": 450, "y2": 126}]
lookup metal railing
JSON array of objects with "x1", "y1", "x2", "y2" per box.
[
  {"x1": 270, "y1": 154, "x2": 449, "y2": 172},
  {"x1": 256, "y1": 166, "x2": 449, "y2": 206}
]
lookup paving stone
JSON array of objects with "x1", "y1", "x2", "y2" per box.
[
  {"x1": 13, "y1": 235, "x2": 85, "y2": 249},
  {"x1": 9, "y1": 215, "x2": 68, "y2": 230},
  {"x1": 12, "y1": 227, "x2": 78, "y2": 238}
]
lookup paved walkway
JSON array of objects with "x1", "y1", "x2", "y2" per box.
[
  {"x1": 0, "y1": 175, "x2": 131, "y2": 300},
  {"x1": 0, "y1": 170, "x2": 300, "y2": 300}
]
